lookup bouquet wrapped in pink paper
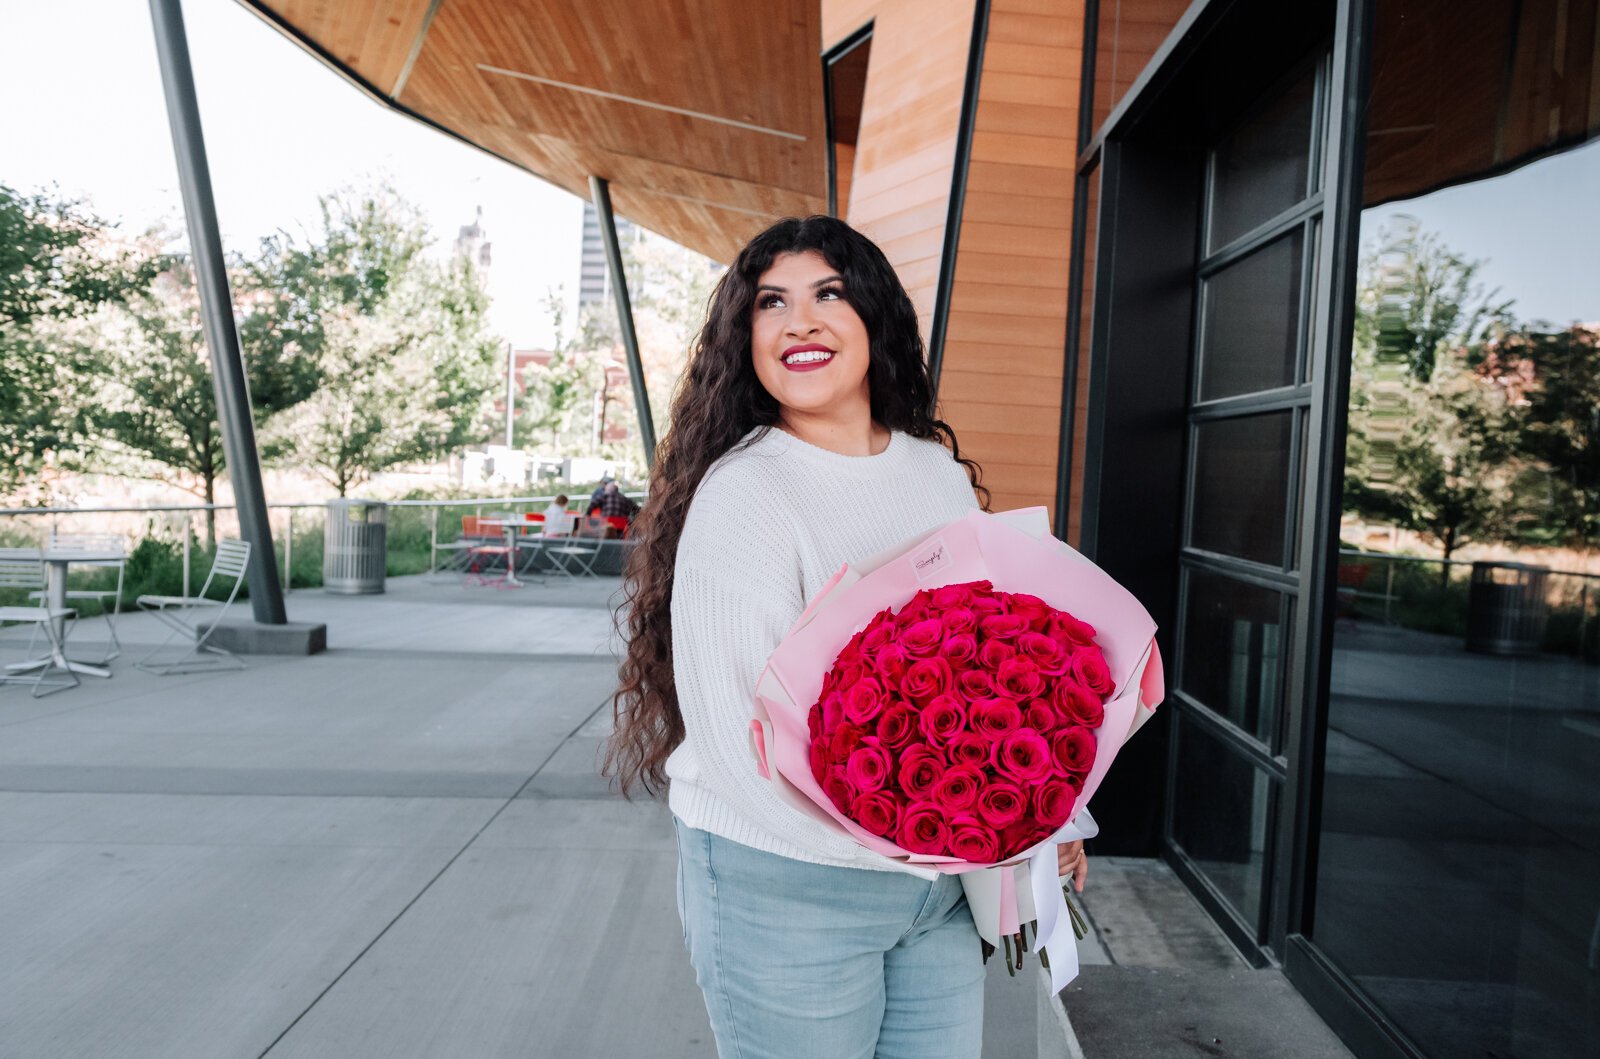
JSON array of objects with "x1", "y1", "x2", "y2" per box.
[{"x1": 750, "y1": 507, "x2": 1163, "y2": 991}]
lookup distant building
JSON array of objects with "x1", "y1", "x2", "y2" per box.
[
  {"x1": 578, "y1": 200, "x2": 636, "y2": 310},
  {"x1": 455, "y1": 206, "x2": 491, "y2": 270}
]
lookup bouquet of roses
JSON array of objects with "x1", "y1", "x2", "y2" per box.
[{"x1": 750, "y1": 508, "x2": 1162, "y2": 991}]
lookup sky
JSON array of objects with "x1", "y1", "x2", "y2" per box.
[{"x1": 0, "y1": 0, "x2": 585, "y2": 348}]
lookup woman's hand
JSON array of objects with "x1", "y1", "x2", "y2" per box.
[{"x1": 1057, "y1": 840, "x2": 1088, "y2": 893}]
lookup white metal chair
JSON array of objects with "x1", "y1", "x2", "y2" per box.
[
  {"x1": 0, "y1": 549, "x2": 80, "y2": 697},
  {"x1": 543, "y1": 513, "x2": 602, "y2": 579},
  {"x1": 31, "y1": 533, "x2": 126, "y2": 663},
  {"x1": 135, "y1": 539, "x2": 251, "y2": 675}
]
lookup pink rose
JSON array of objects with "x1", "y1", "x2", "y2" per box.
[
  {"x1": 1053, "y1": 679, "x2": 1106, "y2": 728},
  {"x1": 980, "y1": 613, "x2": 1030, "y2": 641},
  {"x1": 871, "y1": 643, "x2": 911, "y2": 683},
  {"x1": 897, "y1": 745, "x2": 946, "y2": 799},
  {"x1": 852, "y1": 790, "x2": 901, "y2": 837},
  {"x1": 898, "y1": 802, "x2": 950, "y2": 855},
  {"x1": 995, "y1": 656, "x2": 1044, "y2": 699},
  {"x1": 918, "y1": 693, "x2": 967, "y2": 745},
  {"x1": 940, "y1": 606, "x2": 977, "y2": 636},
  {"x1": 948, "y1": 817, "x2": 1001, "y2": 863},
  {"x1": 969, "y1": 696, "x2": 1023, "y2": 742},
  {"x1": 845, "y1": 743, "x2": 891, "y2": 792},
  {"x1": 1047, "y1": 611, "x2": 1097, "y2": 647},
  {"x1": 931, "y1": 764, "x2": 984, "y2": 813},
  {"x1": 976, "y1": 780, "x2": 1028, "y2": 829},
  {"x1": 938, "y1": 631, "x2": 978, "y2": 667},
  {"x1": 844, "y1": 677, "x2": 886, "y2": 725},
  {"x1": 945, "y1": 732, "x2": 991, "y2": 768},
  {"x1": 931, "y1": 583, "x2": 974, "y2": 608},
  {"x1": 996, "y1": 727, "x2": 1053, "y2": 783},
  {"x1": 1071, "y1": 648, "x2": 1115, "y2": 697},
  {"x1": 899, "y1": 618, "x2": 945, "y2": 657},
  {"x1": 1024, "y1": 698, "x2": 1056, "y2": 732},
  {"x1": 1052, "y1": 725, "x2": 1097, "y2": 777},
  {"x1": 875, "y1": 702, "x2": 918, "y2": 750},
  {"x1": 1018, "y1": 631, "x2": 1068, "y2": 674},
  {"x1": 902, "y1": 656, "x2": 953, "y2": 704},
  {"x1": 828, "y1": 721, "x2": 865, "y2": 761},
  {"x1": 821, "y1": 766, "x2": 856, "y2": 811},
  {"x1": 955, "y1": 669, "x2": 995, "y2": 702},
  {"x1": 1007, "y1": 592, "x2": 1053, "y2": 631},
  {"x1": 976, "y1": 639, "x2": 1016, "y2": 672},
  {"x1": 1034, "y1": 780, "x2": 1078, "y2": 829}
]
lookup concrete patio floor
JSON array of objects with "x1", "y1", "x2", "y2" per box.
[{"x1": 0, "y1": 574, "x2": 1045, "y2": 1058}]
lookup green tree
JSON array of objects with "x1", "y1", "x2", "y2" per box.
[
  {"x1": 256, "y1": 189, "x2": 501, "y2": 494},
  {"x1": 1344, "y1": 218, "x2": 1516, "y2": 582},
  {"x1": 0, "y1": 185, "x2": 155, "y2": 499}
]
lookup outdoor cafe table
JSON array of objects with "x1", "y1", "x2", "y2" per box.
[
  {"x1": 476, "y1": 519, "x2": 544, "y2": 588},
  {"x1": 5, "y1": 547, "x2": 123, "y2": 679}
]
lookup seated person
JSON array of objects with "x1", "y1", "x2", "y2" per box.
[
  {"x1": 543, "y1": 494, "x2": 569, "y2": 521},
  {"x1": 597, "y1": 481, "x2": 639, "y2": 521}
]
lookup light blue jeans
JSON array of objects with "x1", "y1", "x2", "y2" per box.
[{"x1": 673, "y1": 819, "x2": 985, "y2": 1059}]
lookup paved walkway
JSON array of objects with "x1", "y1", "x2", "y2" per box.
[{"x1": 0, "y1": 574, "x2": 1040, "y2": 1058}]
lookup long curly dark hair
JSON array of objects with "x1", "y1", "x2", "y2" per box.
[{"x1": 602, "y1": 215, "x2": 988, "y2": 798}]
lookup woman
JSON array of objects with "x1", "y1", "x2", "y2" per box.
[{"x1": 605, "y1": 216, "x2": 1087, "y2": 1058}]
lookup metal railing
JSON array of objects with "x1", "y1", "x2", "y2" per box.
[{"x1": 0, "y1": 492, "x2": 647, "y2": 595}]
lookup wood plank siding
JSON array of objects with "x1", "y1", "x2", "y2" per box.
[{"x1": 935, "y1": 0, "x2": 1085, "y2": 522}]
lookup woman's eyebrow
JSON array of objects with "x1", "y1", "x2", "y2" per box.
[{"x1": 757, "y1": 275, "x2": 844, "y2": 293}]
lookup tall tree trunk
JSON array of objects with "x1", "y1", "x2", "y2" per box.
[{"x1": 203, "y1": 472, "x2": 216, "y2": 552}]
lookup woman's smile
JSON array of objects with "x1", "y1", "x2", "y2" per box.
[{"x1": 782, "y1": 343, "x2": 836, "y2": 370}]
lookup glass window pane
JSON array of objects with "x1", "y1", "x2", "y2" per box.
[
  {"x1": 1190, "y1": 412, "x2": 1294, "y2": 566},
  {"x1": 1171, "y1": 715, "x2": 1275, "y2": 931},
  {"x1": 1180, "y1": 568, "x2": 1285, "y2": 745},
  {"x1": 1199, "y1": 230, "x2": 1304, "y2": 401},
  {"x1": 1208, "y1": 63, "x2": 1317, "y2": 250}
]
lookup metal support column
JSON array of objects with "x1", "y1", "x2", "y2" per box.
[
  {"x1": 588, "y1": 176, "x2": 656, "y2": 470},
  {"x1": 148, "y1": 0, "x2": 286, "y2": 624}
]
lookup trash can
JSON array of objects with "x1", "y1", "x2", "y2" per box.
[
  {"x1": 1465, "y1": 561, "x2": 1548, "y2": 656},
  {"x1": 323, "y1": 499, "x2": 387, "y2": 594}
]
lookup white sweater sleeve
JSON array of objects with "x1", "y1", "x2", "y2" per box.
[{"x1": 666, "y1": 468, "x2": 867, "y2": 863}]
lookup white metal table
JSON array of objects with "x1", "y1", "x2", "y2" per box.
[{"x1": 6, "y1": 548, "x2": 124, "y2": 679}]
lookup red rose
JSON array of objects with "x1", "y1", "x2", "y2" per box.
[
  {"x1": 845, "y1": 742, "x2": 891, "y2": 792},
  {"x1": 938, "y1": 631, "x2": 978, "y2": 667},
  {"x1": 898, "y1": 802, "x2": 950, "y2": 855},
  {"x1": 976, "y1": 639, "x2": 1017, "y2": 672},
  {"x1": 931, "y1": 583, "x2": 974, "y2": 608},
  {"x1": 1051, "y1": 725, "x2": 1097, "y2": 777},
  {"x1": 945, "y1": 732, "x2": 991, "y2": 768},
  {"x1": 807, "y1": 704, "x2": 823, "y2": 741},
  {"x1": 955, "y1": 669, "x2": 995, "y2": 702},
  {"x1": 1007, "y1": 592, "x2": 1053, "y2": 630},
  {"x1": 980, "y1": 613, "x2": 1030, "y2": 641},
  {"x1": 969, "y1": 696, "x2": 1022, "y2": 741},
  {"x1": 822, "y1": 766, "x2": 856, "y2": 811},
  {"x1": 875, "y1": 702, "x2": 919, "y2": 750},
  {"x1": 940, "y1": 606, "x2": 977, "y2": 636},
  {"x1": 897, "y1": 745, "x2": 946, "y2": 799},
  {"x1": 852, "y1": 790, "x2": 901, "y2": 837},
  {"x1": 896, "y1": 604, "x2": 931, "y2": 628},
  {"x1": 899, "y1": 618, "x2": 945, "y2": 656},
  {"x1": 902, "y1": 656, "x2": 953, "y2": 704},
  {"x1": 844, "y1": 678, "x2": 886, "y2": 725},
  {"x1": 995, "y1": 656, "x2": 1044, "y2": 699},
  {"x1": 1071, "y1": 648, "x2": 1115, "y2": 697},
  {"x1": 997, "y1": 727, "x2": 1053, "y2": 783},
  {"x1": 948, "y1": 817, "x2": 1001, "y2": 863},
  {"x1": 809, "y1": 740, "x2": 829, "y2": 783},
  {"x1": 1034, "y1": 780, "x2": 1078, "y2": 829},
  {"x1": 1053, "y1": 679, "x2": 1106, "y2": 728},
  {"x1": 1001, "y1": 820, "x2": 1048, "y2": 857},
  {"x1": 976, "y1": 780, "x2": 1027, "y2": 829},
  {"x1": 1023, "y1": 698, "x2": 1055, "y2": 732},
  {"x1": 828, "y1": 721, "x2": 865, "y2": 761},
  {"x1": 971, "y1": 595, "x2": 1005, "y2": 617},
  {"x1": 918, "y1": 693, "x2": 967, "y2": 745},
  {"x1": 862, "y1": 613, "x2": 897, "y2": 651},
  {"x1": 1017, "y1": 631, "x2": 1068, "y2": 675},
  {"x1": 1047, "y1": 611, "x2": 1097, "y2": 646},
  {"x1": 871, "y1": 643, "x2": 911, "y2": 683},
  {"x1": 931, "y1": 764, "x2": 984, "y2": 813}
]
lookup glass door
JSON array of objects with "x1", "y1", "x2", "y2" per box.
[{"x1": 1165, "y1": 54, "x2": 1328, "y2": 958}]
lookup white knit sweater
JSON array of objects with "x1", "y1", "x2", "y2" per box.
[{"x1": 666, "y1": 425, "x2": 980, "y2": 869}]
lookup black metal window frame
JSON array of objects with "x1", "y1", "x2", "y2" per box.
[{"x1": 821, "y1": 20, "x2": 875, "y2": 219}]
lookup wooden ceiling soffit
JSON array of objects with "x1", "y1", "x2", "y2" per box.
[{"x1": 244, "y1": 0, "x2": 828, "y2": 260}]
